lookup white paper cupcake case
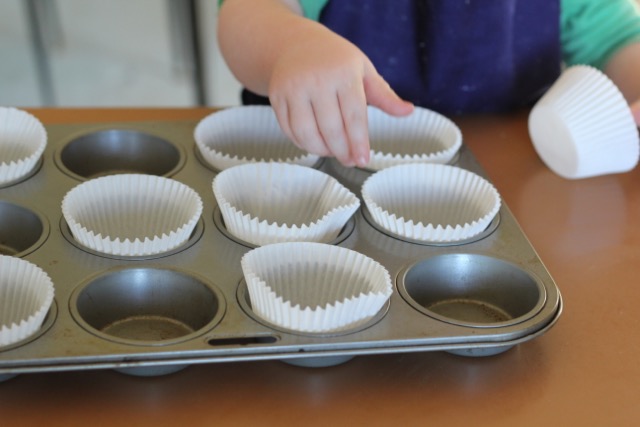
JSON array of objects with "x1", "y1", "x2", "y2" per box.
[
  {"x1": 0, "y1": 107, "x2": 47, "y2": 185},
  {"x1": 366, "y1": 106, "x2": 462, "y2": 171},
  {"x1": 194, "y1": 106, "x2": 319, "y2": 171},
  {"x1": 62, "y1": 174, "x2": 203, "y2": 256},
  {"x1": 0, "y1": 255, "x2": 55, "y2": 347},
  {"x1": 528, "y1": 65, "x2": 639, "y2": 179},
  {"x1": 213, "y1": 162, "x2": 360, "y2": 246},
  {"x1": 241, "y1": 242, "x2": 392, "y2": 333},
  {"x1": 362, "y1": 163, "x2": 501, "y2": 242}
]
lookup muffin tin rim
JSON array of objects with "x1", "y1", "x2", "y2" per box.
[{"x1": 0, "y1": 117, "x2": 563, "y2": 374}]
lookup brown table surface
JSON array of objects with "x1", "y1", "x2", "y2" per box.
[{"x1": 1, "y1": 108, "x2": 639, "y2": 426}]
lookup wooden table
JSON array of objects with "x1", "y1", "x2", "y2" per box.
[{"x1": 1, "y1": 108, "x2": 639, "y2": 426}]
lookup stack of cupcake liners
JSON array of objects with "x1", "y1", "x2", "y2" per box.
[
  {"x1": 194, "y1": 105, "x2": 319, "y2": 171},
  {"x1": 62, "y1": 174, "x2": 203, "y2": 256},
  {"x1": 366, "y1": 106, "x2": 462, "y2": 170},
  {"x1": 528, "y1": 65, "x2": 640, "y2": 179},
  {"x1": 213, "y1": 162, "x2": 360, "y2": 246},
  {"x1": 0, "y1": 255, "x2": 55, "y2": 347},
  {"x1": 0, "y1": 107, "x2": 47, "y2": 185},
  {"x1": 362, "y1": 163, "x2": 501, "y2": 242},
  {"x1": 241, "y1": 242, "x2": 392, "y2": 334}
]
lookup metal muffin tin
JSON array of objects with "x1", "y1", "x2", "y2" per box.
[{"x1": 0, "y1": 119, "x2": 562, "y2": 377}]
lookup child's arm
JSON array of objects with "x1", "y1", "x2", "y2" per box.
[
  {"x1": 604, "y1": 41, "x2": 640, "y2": 124},
  {"x1": 217, "y1": 0, "x2": 413, "y2": 167},
  {"x1": 562, "y1": 0, "x2": 640, "y2": 125}
]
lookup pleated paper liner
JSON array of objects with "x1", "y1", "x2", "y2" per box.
[
  {"x1": 61, "y1": 174, "x2": 203, "y2": 256},
  {"x1": 366, "y1": 106, "x2": 462, "y2": 171},
  {"x1": 362, "y1": 163, "x2": 501, "y2": 243},
  {"x1": 241, "y1": 242, "x2": 392, "y2": 334},
  {"x1": 0, "y1": 107, "x2": 47, "y2": 186},
  {"x1": 528, "y1": 65, "x2": 639, "y2": 179},
  {"x1": 0, "y1": 255, "x2": 55, "y2": 347},
  {"x1": 194, "y1": 106, "x2": 319, "y2": 171},
  {"x1": 213, "y1": 162, "x2": 360, "y2": 246}
]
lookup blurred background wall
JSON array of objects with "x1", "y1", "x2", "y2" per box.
[
  {"x1": 3, "y1": 0, "x2": 639, "y2": 108},
  {"x1": 0, "y1": 0, "x2": 242, "y2": 107}
]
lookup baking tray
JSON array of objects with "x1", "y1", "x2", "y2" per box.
[{"x1": 0, "y1": 119, "x2": 562, "y2": 377}]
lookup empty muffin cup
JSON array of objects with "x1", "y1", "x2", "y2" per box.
[
  {"x1": 213, "y1": 162, "x2": 360, "y2": 246},
  {"x1": 398, "y1": 254, "x2": 545, "y2": 327},
  {"x1": 194, "y1": 106, "x2": 320, "y2": 171},
  {"x1": 56, "y1": 129, "x2": 183, "y2": 179},
  {"x1": 366, "y1": 106, "x2": 462, "y2": 171},
  {"x1": 62, "y1": 174, "x2": 203, "y2": 256},
  {"x1": 0, "y1": 255, "x2": 55, "y2": 347},
  {"x1": 0, "y1": 107, "x2": 47, "y2": 185},
  {"x1": 0, "y1": 201, "x2": 48, "y2": 256},
  {"x1": 241, "y1": 242, "x2": 392, "y2": 334},
  {"x1": 362, "y1": 163, "x2": 501, "y2": 243},
  {"x1": 71, "y1": 267, "x2": 224, "y2": 345}
]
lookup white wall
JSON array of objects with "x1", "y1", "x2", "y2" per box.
[
  {"x1": 0, "y1": 0, "x2": 242, "y2": 107},
  {"x1": 198, "y1": 0, "x2": 242, "y2": 106}
]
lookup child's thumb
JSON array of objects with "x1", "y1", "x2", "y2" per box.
[{"x1": 363, "y1": 69, "x2": 414, "y2": 117}]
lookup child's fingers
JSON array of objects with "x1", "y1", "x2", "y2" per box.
[
  {"x1": 312, "y1": 94, "x2": 354, "y2": 166},
  {"x1": 270, "y1": 96, "x2": 295, "y2": 144},
  {"x1": 275, "y1": 95, "x2": 331, "y2": 157},
  {"x1": 337, "y1": 82, "x2": 370, "y2": 167},
  {"x1": 364, "y1": 68, "x2": 414, "y2": 117}
]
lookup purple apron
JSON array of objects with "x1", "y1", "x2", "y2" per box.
[{"x1": 243, "y1": 0, "x2": 561, "y2": 115}]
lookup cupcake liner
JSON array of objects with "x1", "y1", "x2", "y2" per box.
[
  {"x1": 362, "y1": 163, "x2": 501, "y2": 242},
  {"x1": 62, "y1": 174, "x2": 203, "y2": 256},
  {"x1": 0, "y1": 107, "x2": 47, "y2": 185},
  {"x1": 194, "y1": 106, "x2": 319, "y2": 171},
  {"x1": 213, "y1": 162, "x2": 360, "y2": 246},
  {"x1": 0, "y1": 255, "x2": 55, "y2": 347},
  {"x1": 366, "y1": 106, "x2": 462, "y2": 171},
  {"x1": 528, "y1": 65, "x2": 639, "y2": 179},
  {"x1": 241, "y1": 242, "x2": 392, "y2": 333}
]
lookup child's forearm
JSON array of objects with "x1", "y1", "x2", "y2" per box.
[
  {"x1": 604, "y1": 41, "x2": 640, "y2": 122},
  {"x1": 218, "y1": 0, "x2": 322, "y2": 96}
]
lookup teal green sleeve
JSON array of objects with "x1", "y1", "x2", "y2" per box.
[
  {"x1": 218, "y1": 0, "x2": 327, "y2": 19},
  {"x1": 245, "y1": 1, "x2": 640, "y2": 70},
  {"x1": 298, "y1": 0, "x2": 329, "y2": 20},
  {"x1": 562, "y1": 0, "x2": 640, "y2": 68}
]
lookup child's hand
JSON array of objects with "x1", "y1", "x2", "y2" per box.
[
  {"x1": 632, "y1": 99, "x2": 640, "y2": 126},
  {"x1": 218, "y1": 0, "x2": 413, "y2": 166},
  {"x1": 267, "y1": 27, "x2": 414, "y2": 167}
]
